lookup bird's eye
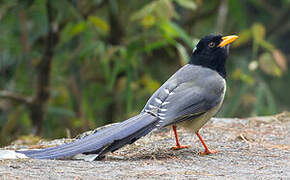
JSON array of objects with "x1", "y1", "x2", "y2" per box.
[{"x1": 208, "y1": 42, "x2": 215, "y2": 48}]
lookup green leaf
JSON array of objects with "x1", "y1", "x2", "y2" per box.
[
  {"x1": 130, "y1": 1, "x2": 156, "y2": 21},
  {"x1": 125, "y1": 53, "x2": 133, "y2": 113},
  {"x1": 70, "y1": 21, "x2": 87, "y2": 37},
  {"x1": 143, "y1": 40, "x2": 169, "y2": 53},
  {"x1": 224, "y1": 84, "x2": 249, "y2": 116},
  {"x1": 155, "y1": 0, "x2": 175, "y2": 20},
  {"x1": 229, "y1": 0, "x2": 247, "y2": 28},
  {"x1": 141, "y1": 75, "x2": 161, "y2": 94},
  {"x1": 175, "y1": 0, "x2": 197, "y2": 10},
  {"x1": 176, "y1": 43, "x2": 189, "y2": 65},
  {"x1": 47, "y1": 106, "x2": 75, "y2": 118},
  {"x1": 253, "y1": 85, "x2": 264, "y2": 115},
  {"x1": 159, "y1": 21, "x2": 193, "y2": 48},
  {"x1": 60, "y1": 22, "x2": 87, "y2": 45},
  {"x1": 272, "y1": 49, "x2": 287, "y2": 72},
  {"x1": 141, "y1": 15, "x2": 156, "y2": 28},
  {"x1": 252, "y1": 23, "x2": 266, "y2": 43},
  {"x1": 102, "y1": 46, "x2": 122, "y2": 83},
  {"x1": 232, "y1": 68, "x2": 255, "y2": 85},
  {"x1": 88, "y1": 16, "x2": 110, "y2": 33},
  {"x1": 263, "y1": 84, "x2": 277, "y2": 114},
  {"x1": 109, "y1": 52, "x2": 124, "y2": 90},
  {"x1": 259, "y1": 53, "x2": 282, "y2": 77},
  {"x1": 259, "y1": 40, "x2": 275, "y2": 52},
  {"x1": 233, "y1": 29, "x2": 252, "y2": 47},
  {"x1": 131, "y1": 0, "x2": 175, "y2": 21}
]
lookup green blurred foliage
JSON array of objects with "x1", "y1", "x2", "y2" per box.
[{"x1": 0, "y1": 0, "x2": 289, "y2": 144}]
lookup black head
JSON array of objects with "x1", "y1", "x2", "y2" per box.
[{"x1": 189, "y1": 34, "x2": 238, "y2": 79}]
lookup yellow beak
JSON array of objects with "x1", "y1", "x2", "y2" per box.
[{"x1": 218, "y1": 35, "x2": 239, "y2": 47}]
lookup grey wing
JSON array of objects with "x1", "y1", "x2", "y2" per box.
[
  {"x1": 142, "y1": 65, "x2": 226, "y2": 127},
  {"x1": 158, "y1": 81, "x2": 224, "y2": 127}
]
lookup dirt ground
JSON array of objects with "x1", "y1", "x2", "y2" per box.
[{"x1": 0, "y1": 112, "x2": 289, "y2": 179}]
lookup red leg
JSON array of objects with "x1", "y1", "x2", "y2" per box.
[
  {"x1": 195, "y1": 132, "x2": 218, "y2": 155},
  {"x1": 171, "y1": 125, "x2": 190, "y2": 150}
]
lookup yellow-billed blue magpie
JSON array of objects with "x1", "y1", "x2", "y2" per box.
[{"x1": 18, "y1": 34, "x2": 239, "y2": 160}]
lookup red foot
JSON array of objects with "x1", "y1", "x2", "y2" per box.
[
  {"x1": 171, "y1": 145, "x2": 190, "y2": 150},
  {"x1": 199, "y1": 149, "x2": 218, "y2": 155},
  {"x1": 171, "y1": 125, "x2": 190, "y2": 150}
]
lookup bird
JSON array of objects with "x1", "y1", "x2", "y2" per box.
[{"x1": 17, "y1": 34, "x2": 239, "y2": 160}]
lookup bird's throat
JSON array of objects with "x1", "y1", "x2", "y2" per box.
[{"x1": 189, "y1": 55, "x2": 227, "y2": 79}]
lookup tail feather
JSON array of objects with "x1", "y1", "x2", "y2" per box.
[
  {"x1": 17, "y1": 112, "x2": 158, "y2": 159},
  {"x1": 96, "y1": 118, "x2": 157, "y2": 157}
]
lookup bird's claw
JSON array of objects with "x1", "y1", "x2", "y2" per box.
[
  {"x1": 199, "y1": 149, "x2": 218, "y2": 155},
  {"x1": 171, "y1": 145, "x2": 190, "y2": 150}
]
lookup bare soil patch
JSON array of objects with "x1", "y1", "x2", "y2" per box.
[{"x1": 0, "y1": 112, "x2": 289, "y2": 179}]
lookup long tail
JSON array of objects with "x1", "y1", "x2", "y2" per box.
[{"x1": 17, "y1": 112, "x2": 159, "y2": 160}]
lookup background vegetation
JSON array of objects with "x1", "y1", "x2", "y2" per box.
[{"x1": 0, "y1": 0, "x2": 289, "y2": 145}]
